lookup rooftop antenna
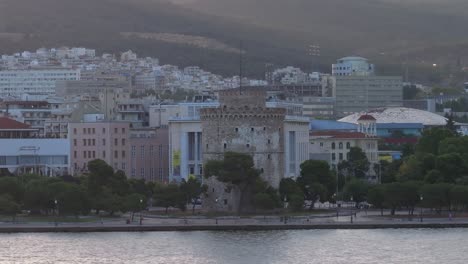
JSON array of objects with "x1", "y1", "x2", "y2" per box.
[{"x1": 239, "y1": 41, "x2": 243, "y2": 95}]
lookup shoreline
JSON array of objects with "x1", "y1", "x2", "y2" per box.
[{"x1": 1, "y1": 222, "x2": 468, "y2": 233}]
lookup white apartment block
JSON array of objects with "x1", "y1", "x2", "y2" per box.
[{"x1": 0, "y1": 68, "x2": 80, "y2": 97}]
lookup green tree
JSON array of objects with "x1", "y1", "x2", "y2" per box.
[
  {"x1": 416, "y1": 128, "x2": 456, "y2": 155},
  {"x1": 289, "y1": 194, "x2": 305, "y2": 212},
  {"x1": 420, "y1": 183, "x2": 452, "y2": 214},
  {"x1": 424, "y1": 170, "x2": 444, "y2": 184},
  {"x1": 338, "y1": 147, "x2": 370, "y2": 179},
  {"x1": 122, "y1": 193, "x2": 145, "y2": 220},
  {"x1": 297, "y1": 160, "x2": 336, "y2": 209},
  {"x1": 343, "y1": 179, "x2": 369, "y2": 204},
  {"x1": 382, "y1": 183, "x2": 404, "y2": 215},
  {"x1": 367, "y1": 185, "x2": 385, "y2": 215},
  {"x1": 445, "y1": 113, "x2": 457, "y2": 134},
  {"x1": 279, "y1": 178, "x2": 303, "y2": 202},
  {"x1": 180, "y1": 177, "x2": 207, "y2": 214},
  {"x1": 87, "y1": 159, "x2": 114, "y2": 195},
  {"x1": 435, "y1": 153, "x2": 465, "y2": 182},
  {"x1": 0, "y1": 195, "x2": 20, "y2": 221},
  {"x1": 55, "y1": 184, "x2": 90, "y2": 217},
  {"x1": 204, "y1": 152, "x2": 261, "y2": 213},
  {"x1": 253, "y1": 193, "x2": 276, "y2": 210},
  {"x1": 153, "y1": 184, "x2": 185, "y2": 213},
  {"x1": 449, "y1": 185, "x2": 468, "y2": 211},
  {"x1": 0, "y1": 177, "x2": 24, "y2": 203}
]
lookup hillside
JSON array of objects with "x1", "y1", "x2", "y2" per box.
[
  {"x1": 0, "y1": 0, "x2": 312, "y2": 77},
  {"x1": 0, "y1": 0, "x2": 467, "y2": 84}
]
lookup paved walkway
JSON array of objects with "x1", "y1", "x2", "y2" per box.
[{"x1": 1, "y1": 211, "x2": 467, "y2": 232}]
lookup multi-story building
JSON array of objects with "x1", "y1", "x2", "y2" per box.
[
  {"x1": 0, "y1": 101, "x2": 52, "y2": 137},
  {"x1": 332, "y1": 56, "x2": 375, "y2": 76},
  {"x1": 68, "y1": 122, "x2": 130, "y2": 176},
  {"x1": 0, "y1": 117, "x2": 70, "y2": 176},
  {"x1": 334, "y1": 76, "x2": 403, "y2": 117},
  {"x1": 309, "y1": 131, "x2": 379, "y2": 179},
  {"x1": 0, "y1": 68, "x2": 80, "y2": 97},
  {"x1": 128, "y1": 128, "x2": 169, "y2": 183}
]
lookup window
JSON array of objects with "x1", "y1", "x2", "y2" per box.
[
  {"x1": 267, "y1": 139, "x2": 271, "y2": 144},
  {"x1": 92, "y1": 151, "x2": 96, "y2": 158},
  {"x1": 122, "y1": 128, "x2": 126, "y2": 134},
  {"x1": 73, "y1": 128, "x2": 77, "y2": 135},
  {"x1": 224, "y1": 143, "x2": 227, "y2": 149},
  {"x1": 114, "y1": 128, "x2": 118, "y2": 134},
  {"x1": 92, "y1": 139, "x2": 96, "y2": 146},
  {"x1": 141, "y1": 146, "x2": 145, "y2": 158},
  {"x1": 150, "y1": 146, "x2": 154, "y2": 156},
  {"x1": 122, "y1": 138, "x2": 126, "y2": 146},
  {"x1": 73, "y1": 139, "x2": 77, "y2": 146},
  {"x1": 102, "y1": 128, "x2": 106, "y2": 134},
  {"x1": 88, "y1": 139, "x2": 91, "y2": 145},
  {"x1": 339, "y1": 153, "x2": 343, "y2": 161},
  {"x1": 246, "y1": 144, "x2": 250, "y2": 148},
  {"x1": 251, "y1": 128, "x2": 254, "y2": 132},
  {"x1": 83, "y1": 128, "x2": 86, "y2": 134},
  {"x1": 132, "y1": 146, "x2": 136, "y2": 158},
  {"x1": 83, "y1": 151, "x2": 87, "y2": 158},
  {"x1": 122, "y1": 163, "x2": 126, "y2": 170},
  {"x1": 92, "y1": 128, "x2": 95, "y2": 134},
  {"x1": 74, "y1": 151, "x2": 77, "y2": 158},
  {"x1": 83, "y1": 139, "x2": 87, "y2": 146},
  {"x1": 332, "y1": 153, "x2": 336, "y2": 161},
  {"x1": 114, "y1": 138, "x2": 118, "y2": 146},
  {"x1": 235, "y1": 128, "x2": 239, "y2": 132},
  {"x1": 346, "y1": 142, "x2": 351, "y2": 149},
  {"x1": 320, "y1": 142, "x2": 324, "y2": 147},
  {"x1": 87, "y1": 128, "x2": 91, "y2": 134},
  {"x1": 332, "y1": 143, "x2": 336, "y2": 149},
  {"x1": 140, "y1": 168, "x2": 145, "y2": 178},
  {"x1": 268, "y1": 154, "x2": 271, "y2": 160},
  {"x1": 103, "y1": 151, "x2": 106, "y2": 158},
  {"x1": 339, "y1": 142, "x2": 343, "y2": 149},
  {"x1": 132, "y1": 168, "x2": 136, "y2": 177},
  {"x1": 122, "y1": 151, "x2": 126, "y2": 158},
  {"x1": 224, "y1": 199, "x2": 228, "y2": 205},
  {"x1": 102, "y1": 139, "x2": 106, "y2": 146},
  {"x1": 114, "y1": 151, "x2": 118, "y2": 159}
]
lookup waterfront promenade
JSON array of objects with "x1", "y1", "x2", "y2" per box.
[{"x1": 1, "y1": 211, "x2": 468, "y2": 232}]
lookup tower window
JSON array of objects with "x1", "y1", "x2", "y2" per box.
[
  {"x1": 251, "y1": 128, "x2": 254, "y2": 132},
  {"x1": 223, "y1": 143, "x2": 227, "y2": 149},
  {"x1": 246, "y1": 144, "x2": 250, "y2": 148},
  {"x1": 235, "y1": 128, "x2": 239, "y2": 132}
]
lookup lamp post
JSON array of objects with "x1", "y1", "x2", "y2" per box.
[
  {"x1": 420, "y1": 196, "x2": 424, "y2": 223},
  {"x1": 350, "y1": 196, "x2": 354, "y2": 223},
  {"x1": 215, "y1": 198, "x2": 219, "y2": 225},
  {"x1": 139, "y1": 199, "x2": 143, "y2": 225},
  {"x1": 333, "y1": 193, "x2": 338, "y2": 219},
  {"x1": 54, "y1": 199, "x2": 58, "y2": 226}
]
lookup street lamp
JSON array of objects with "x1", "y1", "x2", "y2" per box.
[
  {"x1": 54, "y1": 199, "x2": 58, "y2": 226},
  {"x1": 420, "y1": 196, "x2": 424, "y2": 222},
  {"x1": 215, "y1": 198, "x2": 219, "y2": 224},
  {"x1": 139, "y1": 199, "x2": 144, "y2": 225}
]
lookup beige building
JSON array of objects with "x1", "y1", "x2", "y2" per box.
[
  {"x1": 69, "y1": 122, "x2": 131, "y2": 176},
  {"x1": 309, "y1": 131, "x2": 379, "y2": 181}
]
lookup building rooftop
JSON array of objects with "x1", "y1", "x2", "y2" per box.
[
  {"x1": 358, "y1": 114, "x2": 377, "y2": 121},
  {"x1": 0, "y1": 117, "x2": 32, "y2": 130},
  {"x1": 339, "y1": 107, "x2": 447, "y2": 126},
  {"x1": 310, "y1": 130, "x2": 376, "y2": 139}
]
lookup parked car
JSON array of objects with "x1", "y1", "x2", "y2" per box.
[{"x1": 357, "y1": 202, "x2": 372, "y2": 209}]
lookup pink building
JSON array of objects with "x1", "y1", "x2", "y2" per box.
[
  {"x1": 69, "y1": 122, "x2": 130, "y2": 176},
  {"x1": 69, "y1": 122, "x2": 169, "y2": 183},
  {"x1": 128, "y1": 128, "x2": 169, "y2": 183}
]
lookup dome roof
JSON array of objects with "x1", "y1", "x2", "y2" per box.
[
  {"x1": 338, "y1": 107, "x2": 447, "y2": 126},
  {"x1": 357, "y1": 114, "x2": 376, "y2": 121}
]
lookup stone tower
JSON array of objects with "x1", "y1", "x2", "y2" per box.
[{"x1": 200, "y1": 88, "x2": 286, "y2": 212}]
